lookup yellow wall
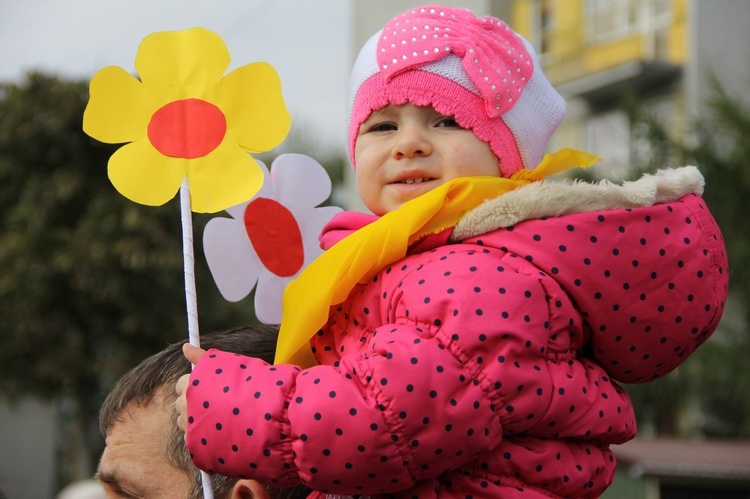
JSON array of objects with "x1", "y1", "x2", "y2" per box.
[
  {"x1": 509, "y1": 0, "x2": 687, "y2": 84},
  {"x1": 668, "y1": 0, "x2": 688, "y2": 63}
]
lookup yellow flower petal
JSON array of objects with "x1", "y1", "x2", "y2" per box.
[
  {"x1": 186, "y1": 143, "x2": 264, "y2": 213},
  {"x1": 83, "y1": 66, "x2": 156, "y2": 144},
  {"x1": 108, "y1": 141, "x2": 186, "y2": 206},
  {"x1": 85, "y1": 28, "x2": 287, "y2": 211},
  {"x1": 135, "y1": 27, "x2": 230, "y2": 98},
  {"x1": 217, "y1": 62, "x2": 291, "y2": 153}
]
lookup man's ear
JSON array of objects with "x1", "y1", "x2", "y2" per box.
[{"x1": 230, "y1": 479, "x2": 270, "y2": 499}]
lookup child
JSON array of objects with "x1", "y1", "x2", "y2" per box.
[{"x1": 177, "y1": 5, "x2": 728, "y2": 498}]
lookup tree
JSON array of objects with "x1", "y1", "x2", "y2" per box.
[
  {"x1": 0, "y1": 72, "x2": 259, "y2": 484},
  {"x1": 622, "y1": 76, "x2": 750, "y2": 438}
]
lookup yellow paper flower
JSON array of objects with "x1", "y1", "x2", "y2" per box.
[{"x1": 83, "y1": 27, "x2": 291, "y2": 213}]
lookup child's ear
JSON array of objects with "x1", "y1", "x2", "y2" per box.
[{"x1": 230, "y1": 479, "x2": 269, "y2": 499}]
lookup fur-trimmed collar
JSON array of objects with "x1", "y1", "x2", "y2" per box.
[{"x1": 451, "y1": 166, "x2": 705, "y2": 241}]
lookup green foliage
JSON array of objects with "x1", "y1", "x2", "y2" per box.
[
  {"x1": 0, "y1": 72, "x2": 257, "y2": 477},
  {"x1": 624, "y1": 77, "x2": 750, "y2": 438},
  {"x1": 692, "y1": 82, "x2": 750, "y2": 309}
]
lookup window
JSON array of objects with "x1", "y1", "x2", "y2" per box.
[
  {"x1": 586, "y1": 0, "x2": 672, "y2": 44},
  {"x1": 532, "y1": 0, "x2": 553, "y2": 55},
  {"x1": 584, "y1": 109, "x2": 631, "y2": 179}
]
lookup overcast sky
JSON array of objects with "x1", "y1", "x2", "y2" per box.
[{"x1": 0, "y1": 0, "x2": 351, "y2": 149}]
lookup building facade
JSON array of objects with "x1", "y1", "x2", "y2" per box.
[{"x1": 509, "y1": 0, "x2": 750, "y2": 179}]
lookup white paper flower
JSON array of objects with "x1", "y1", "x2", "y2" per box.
[{"x1": 203, "y1": 153, "x2": 342, "y2": 324}]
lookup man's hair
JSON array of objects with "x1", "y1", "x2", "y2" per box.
[{"x1": 99, "y1": 324, "x2": 309, "y2": 499}]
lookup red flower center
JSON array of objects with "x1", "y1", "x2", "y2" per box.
[
  {"x1": 244, "y1": 198, "x2": 304, "y2": 277},
  {"x1": 147, "y1": 98, "x2": 226, "y2": 159}
]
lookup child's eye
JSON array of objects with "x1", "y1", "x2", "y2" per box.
[
  {"x1": 367, "y1": 122, "x2": 398, "y2": 133},
  {"x1": 436, "y1": 117, "x2": 462, "y2": 128}
]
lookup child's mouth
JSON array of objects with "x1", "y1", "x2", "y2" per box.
[{"x1": 399, "y1": 177, "x2": 433, "y2": 184}]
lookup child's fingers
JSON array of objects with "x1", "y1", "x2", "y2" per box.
[
  {"x1": 183, "y1": 343, "x2": 207, "y2": 365},
  {"x1": 175, "y1": 374, "x2": 191, "y2": 432},
  {"x1": 175, "y1": 373, "x2": 190, "y2": 397},
  {"x1": 176, "y1": 400, "x2": 188, "y2": 432}
]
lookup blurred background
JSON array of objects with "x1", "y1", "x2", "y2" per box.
[{"x1": 1, "y1": 1, "x2": 749, "y2": 498}]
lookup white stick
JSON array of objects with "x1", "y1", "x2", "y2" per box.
[
  {"x1": 179, "y1": 178, "x2": 214, "y2": 499},
  {"x1": 180, "y1": 178, "x2": 201, "y2": 348}
]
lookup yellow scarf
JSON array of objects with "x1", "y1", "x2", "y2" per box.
[{"x1": 275, "y1": 149, "x2": 600, "y2": 366}]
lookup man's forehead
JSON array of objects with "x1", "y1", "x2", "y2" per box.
[
  {"x1": 98, "y1": 400, "x2": 189, "y2": 498},
  {"x1": 105, "y1": 399, "x2": 169, "y2": 445}
]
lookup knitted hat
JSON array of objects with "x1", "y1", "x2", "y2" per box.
[{"x1": 348, "y1": 5, "x2": 566, "y2": 178}]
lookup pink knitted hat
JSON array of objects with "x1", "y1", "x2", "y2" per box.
[{"x1": 348, "y1": 5, "x2": 566, "y2": 177}]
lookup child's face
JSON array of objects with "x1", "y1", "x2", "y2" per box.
[{"x1": 354, "y1": 103, "x2": 500, "y2": 216}]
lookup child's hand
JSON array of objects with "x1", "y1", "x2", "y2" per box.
[
  {"x1": 183, "y1": 342, "x2": 207, "y2": 365},
  {"x1": 175, "y1": 343, "x2": 206, "y2": 432}
]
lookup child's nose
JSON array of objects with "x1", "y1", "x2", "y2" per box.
[{"x1": 392, "y1": 126, "x2": 432, "y2": 159}]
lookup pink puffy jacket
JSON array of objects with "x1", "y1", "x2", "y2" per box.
[{"x1": 186, "y1": 167, "x2": 728, "y2": 498}]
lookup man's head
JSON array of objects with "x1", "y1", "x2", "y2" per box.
[{"x1": 98, "y1": 325, "x2": 308, "y2": 499}]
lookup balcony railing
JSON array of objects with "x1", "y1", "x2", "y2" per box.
[{"x1": 541, "y1": 0, "x2": 678, "y2": 86}]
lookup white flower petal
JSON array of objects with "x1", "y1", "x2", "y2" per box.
[
  {"x1": 254, "y1": 270, "x2": 291, "y2": 324},
  {"x1": 271, "y1": 153, "x2": 333, "y2": 210},
  {"x1": 203, "y1": 217, "x2": 261, "y2": 302},
  {"x1": 224, "y1": 199, "x2": 250, "y2": 223}
]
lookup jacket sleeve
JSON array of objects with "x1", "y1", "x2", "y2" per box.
[
  {"x1": 185, "y1": 330, "x2": 505, "y2": 493},
  {"x1": 185, "y1": 351, "x2": 303, "y2": 486}
]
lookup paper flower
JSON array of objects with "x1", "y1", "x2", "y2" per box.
[
  {"x1": 203, "y1": 153, "x2": 342, "y2": 324},
  {"x1": 82, "y1": 27, "x2": 290, "y2": 213}
]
